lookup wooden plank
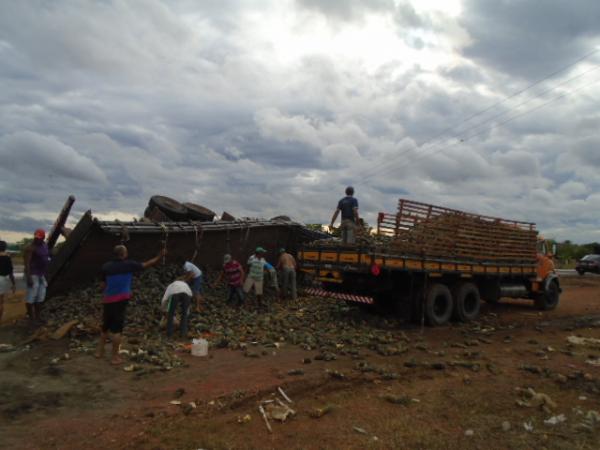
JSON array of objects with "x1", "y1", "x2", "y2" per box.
[{"x1": 47, "y1": 195, "x2": 76, "y2": 251}]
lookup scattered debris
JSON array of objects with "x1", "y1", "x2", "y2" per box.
[
  {"x1": 258, "y1": 404, "x2": 272, "y2": 433},
  {"x1": 278, "y1": 387, "x2": 292, "y2": 403},
  {"x1": 327, "y1": 370, "x2": 346, "y2": 380},
  {"x1": 585, "y1": 358, "x2": 600, "y2": 366},
  {"x1": 174, "y1": 388, "x2": 185, "y2": 398},
  {"x1": 0, "y1": 343, "x2": 16, "y2": 353},
  {"x1": 567, "y1": 336, "x2": 600, "y2": 348},
  {"x1": 50, "y1": 320, "x2": 79, "y2": 340},
  {"x1": 265, "y1": 403, "x2": 293, "y2": 422},
  {"x1": 553, "y1": 373, "x2": 567, "y2": 384},
  {"x1": 544, "y1": 414, "x2": 566, "y2": 426},
  {"x1": 353, "y1": 426, "x2": 368, "y2": 435},
  {"x1": 516, "y1": 388, "x2": 557, "y2": 413},
  {"x1": 501, "y1": 421, "x2": 511, "y2": 432},
  {"x1": 464, "y1": 429, "x2": 474, "y2": 437},
  {"x1": 309, "y1": 405, "x2": 333, "y2": 419},
  {"x1": 519, "y1": 364, "x2": 542, "y2": 375},
  {"x1": 237, "y1": 414, "x2": 251, "y2": 424},
  {"x1": 381, "y1": 394, "x2": 412, "y2": 406},
  {"x1": 573, "y1": 410, "x2": 600, "y2": 432}
]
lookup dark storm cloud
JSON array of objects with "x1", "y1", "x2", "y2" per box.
[
  {"x1": 460, "y1": 0, "x2": 600, "y2": 79},
  {"x1": 0, "y1": 131, "x2": 107, "y2": 183}
]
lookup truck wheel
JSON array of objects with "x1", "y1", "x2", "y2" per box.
[
  {"x1": 452, "y1": 282, "x2": 481, "y2": 322},
  {"x1": 577, "y1": 269, "x2": 585, "y2": 276},
  {"x1": 149, "y1": 196, "x2": 188, "y2": 221},
  {"x1": 534, "y1": 280, "x2": 560, "y2": 311},
  {"x1": 183, "y1": 202, "x2": 216, "y2": 221},
  {"x1": 425, "y1": 283, "x2": 453, "y2": 326}
]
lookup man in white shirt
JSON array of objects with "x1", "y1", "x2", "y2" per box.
[
  {"x1": 161, "y1": 280, "x2": 193, "y2": 339},
  {"x1": 182, "y1": 260, "x2": 203, "y2": 311}
]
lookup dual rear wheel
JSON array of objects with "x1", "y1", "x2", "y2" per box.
[{"x1": 423, "y1": 282, "x2": 481, "y2": 326}]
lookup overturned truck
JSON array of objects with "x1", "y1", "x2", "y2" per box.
[
  {"x1": 47, "y1": 204, "x2": 327, "y2": 297},
  {"x1": 299, "y1": 198, "x2": 560, "y2": 326}
]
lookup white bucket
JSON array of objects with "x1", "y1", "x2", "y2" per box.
[{"x1": 191, "y1": 338, "x2": 209, "y2": 357}]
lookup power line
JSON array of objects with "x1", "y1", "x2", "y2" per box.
[
  {"x1": 360, "y1": 64, "x2": 600, "y2": 182},
  {"x1": 364, "y1": 76, "x2": 600, "y2": 181},
  {"x1": 406, "y1": 64, "x2": 600, "y2": 158},
  {"x1": 358, "y1": 46, "x2": 600, "y2": 180}
]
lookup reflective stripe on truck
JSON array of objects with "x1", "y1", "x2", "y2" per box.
[{"x1": 304, "y1": 288, "x2": 374, "y2": 305}]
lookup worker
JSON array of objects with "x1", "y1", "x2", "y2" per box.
[
  {"x1": 161, "y1": 279, "x2": 193, "y2": 339},
  {"x1": 244, "y1": 247, "x2": 269, "y2": 309},
  {"x1": 277, "y1": 248, "x2": 297, "y2": 301},
  {"x1": 0, "y1": 240, "x2": 16, "y2": 323},
  {"x1": 264, "y1": 261, "x2": 280, "y2": 298},
  {"x1": 212, "y1": 254, "x2": 245, "y2": 306},
  {"x1": 24, "y1": 229, "x2": 50, "y2": 325},
  {"x1": 96, "y1": 245, "x2": 164, "y2": 365},
  {"x1": 181, "y1": 259, "x2": 203, "y2": 312},
  {"x1": 330, "y1": 186, "x2": 359, "y2": 244}
]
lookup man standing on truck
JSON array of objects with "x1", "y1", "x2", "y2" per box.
[
  {"x1": 96, "y1": 245, "x2": 164, "y2": 365},
  {"x1": 330, "y1": 186, "x2": 359, "y2": 244}
]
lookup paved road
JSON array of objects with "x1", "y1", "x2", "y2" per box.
[
  {"x1": 556, "y1": 269, "x2": 600, "y2": 277},
  {"x1": 12, "y1": 266, "x2": 26, "y2": 290}
]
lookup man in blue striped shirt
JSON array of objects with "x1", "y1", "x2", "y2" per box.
[{"x1": 96, "y1": 245, "x2": 164, "y2": 365}]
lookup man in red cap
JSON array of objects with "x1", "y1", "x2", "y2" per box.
[{"x1": 24, "y1": 229, "x2": 50, "y2": 324}]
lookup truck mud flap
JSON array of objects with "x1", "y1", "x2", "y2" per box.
[{"x1": 304, "y1": 287, "x2": 374, "y2": 305}]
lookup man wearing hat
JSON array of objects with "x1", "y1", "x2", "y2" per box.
[
  {"x1": 277, "y1": 248, "x2": 297, "y2": 301},
  {"x1": 330, "y1": 186, "x2": 360, "y2": 244},
  {"x1": 23, "y1": 229, "x2": 50, "y2": 324},
  {"x1": 212, "y1": 254, "x2": 245, "y2": 305},
  {"x1": 244, "y1": 247, "x2": 269, "y2": 308}
]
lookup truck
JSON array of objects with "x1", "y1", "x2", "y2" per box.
[{"x1": 298, "y1": 199, "x2": 560, "y2": 326}]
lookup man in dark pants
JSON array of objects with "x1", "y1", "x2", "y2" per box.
[
  {"x1": 161, "y1": 279, "x2": 193, "y2": 339},
  {"x1": 211, "y1": 254, "x2": 245, "y2": 306},
  {"x1": 330, "y1": 186, "x2": 360, "y2": 244},
  {"x1": 96, "y1": 245, "x2": 164, "y2": 365}
]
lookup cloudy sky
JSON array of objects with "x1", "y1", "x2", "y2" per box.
[{"x1": 1, "y1": 0, "x2": 599, "y2": 243}]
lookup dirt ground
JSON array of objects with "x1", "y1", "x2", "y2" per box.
[{"x1": 1, "y1": 276, "x2": 600, "y2": 450}]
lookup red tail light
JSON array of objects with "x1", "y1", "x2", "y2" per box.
[{"x1": 371, "y1": 263, "x2": 381, "y2": 276}]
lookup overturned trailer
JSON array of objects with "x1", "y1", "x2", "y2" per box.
[{"x1": 47, "y1": 211, "x2": 328, "y2": 297}]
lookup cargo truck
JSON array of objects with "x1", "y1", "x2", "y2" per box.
[{"x1": 299, "y1": 199, "x2": 560, "y2": 326}]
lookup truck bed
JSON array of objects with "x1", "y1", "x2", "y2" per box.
[{"x1": 299, "y1": 245, "x2": 537, "y2": 283}]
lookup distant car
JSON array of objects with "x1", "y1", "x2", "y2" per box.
[{"x1": 576, "y1": 254, "x2": 600, "y2": 275}]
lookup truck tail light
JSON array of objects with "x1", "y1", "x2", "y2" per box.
[{"x1": 371, "y1": 263, "x2": 381, "y2": 276}]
